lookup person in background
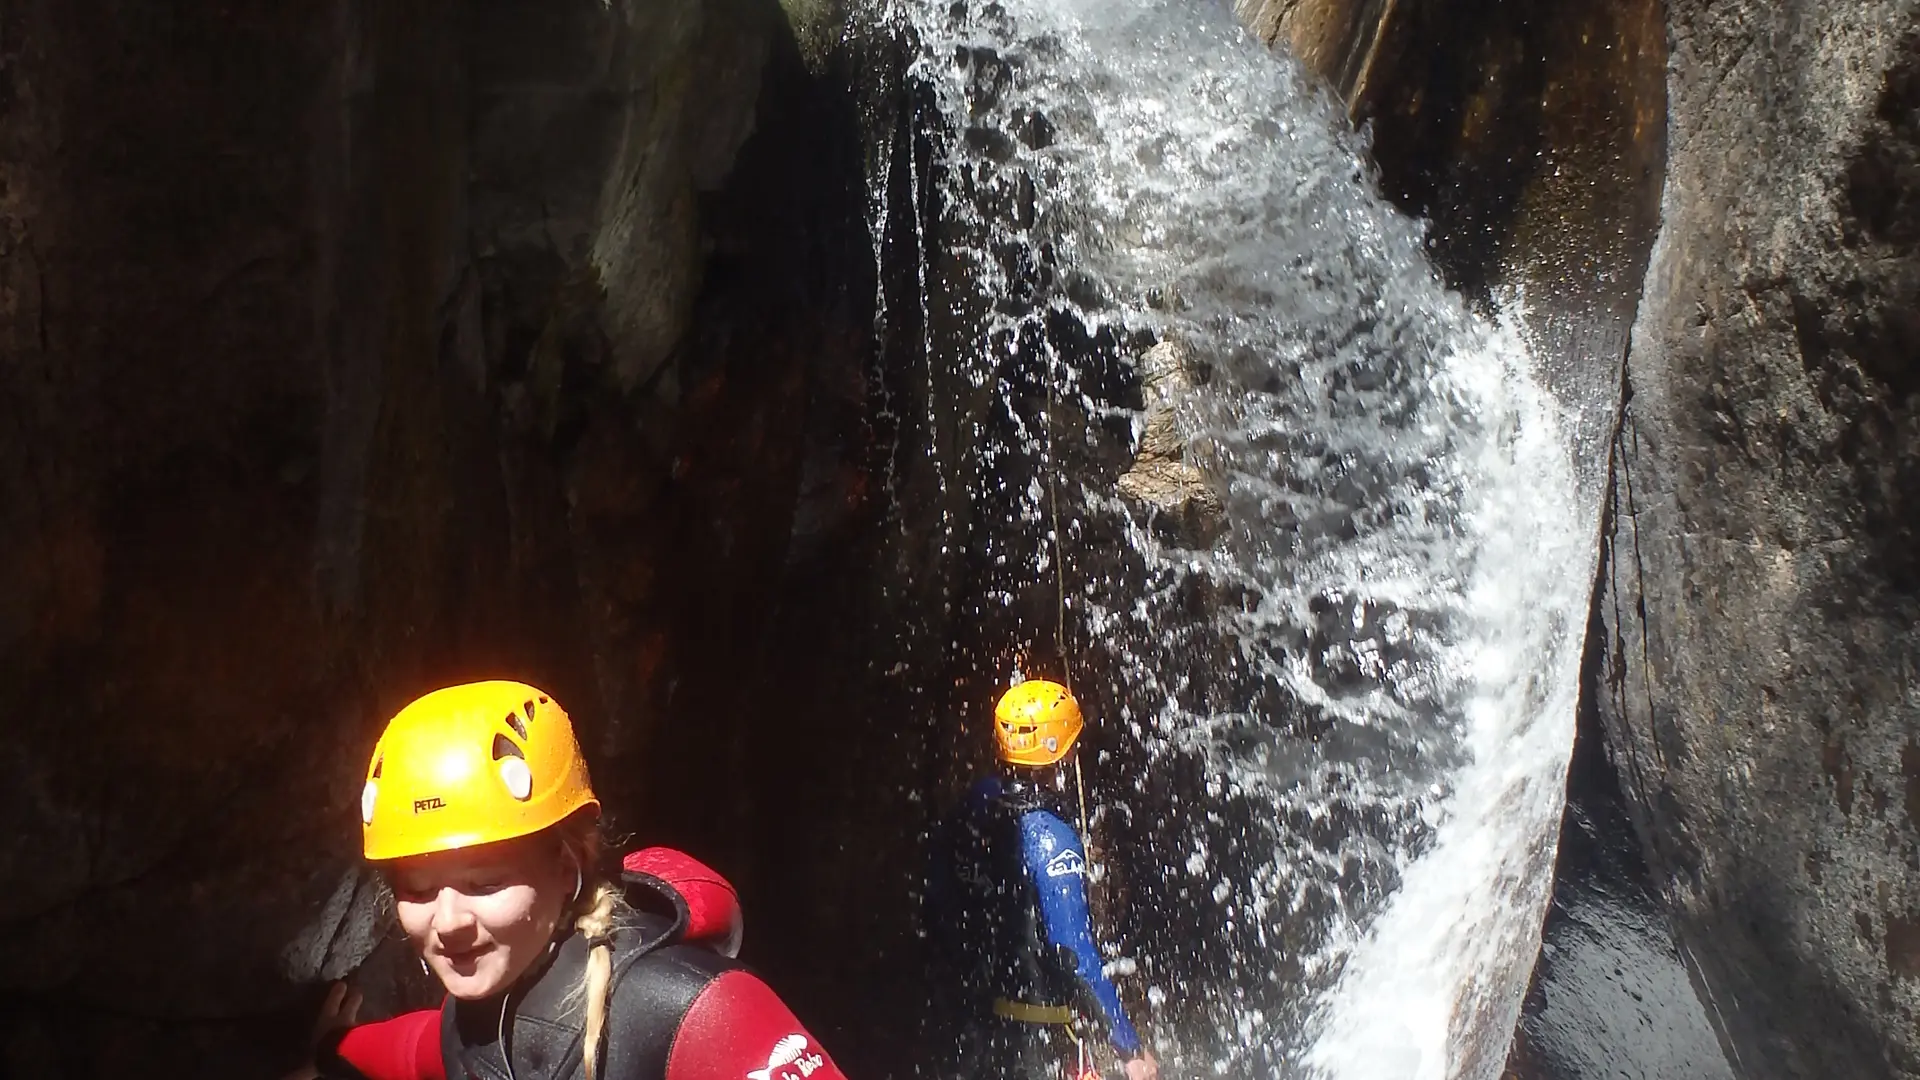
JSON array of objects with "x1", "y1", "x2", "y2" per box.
[
  {"x1": 928, "y1": 679, "x2": 1158, "y2": 1080},
  {"x1": 288, "y1": 680, "x2": 847, "y2": 1080}
]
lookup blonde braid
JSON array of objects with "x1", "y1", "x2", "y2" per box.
[
  {"x1": 548, "y1": 810, "x2": 621, "y2": 1080},
  {"x1": 576, "y1": 880, "x2": 619, "y2": 1080}
]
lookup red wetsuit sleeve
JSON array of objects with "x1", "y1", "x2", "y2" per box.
[
  {"x1": 664, "y1": 971, "x2": 848, "y2": 1080},
  {"x1": 623, "y1": 847, "x2": 745, "y2": 955},
  {"x1": 325, "y1": 1008, "x2": 445, "y2": 1080}
]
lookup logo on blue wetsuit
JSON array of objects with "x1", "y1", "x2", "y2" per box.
[{"x1": 1045, "y1": 849, "x2": 1085, "y2": 878}]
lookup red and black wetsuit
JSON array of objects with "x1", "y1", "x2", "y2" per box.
[{"x1": 317, "y1": 850, "x2": 846, "y2": 1080}]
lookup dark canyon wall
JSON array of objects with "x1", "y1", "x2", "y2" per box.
[
  {"x1": 0, "y1": 1, "x2": 873, "y2": 1074},
  {"x1": 1595, "y1": 1, "x2": 1920, "y2": 1077}
]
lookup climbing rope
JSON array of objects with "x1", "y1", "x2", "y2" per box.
[
  {"x1": 1047, "y1": 343, "x2": 1111, "y2": 1080},
  {"x1": 1044, "y1": 342, "x2": 1074, "y2": 696},
  {"x1": 1074, "y1": 754, "x2": 1092, "y2": 848},
  {"x1": 1067, "y1": 1021, "x2": 1100, "y2": 1080},
  {"x1": 1043, "y1": 342, "x2": 1093, "y2": 846}
]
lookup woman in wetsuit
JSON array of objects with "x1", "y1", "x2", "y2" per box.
[{"x1": 305, "y1": 680, "x2": 846, "y2": 1080}]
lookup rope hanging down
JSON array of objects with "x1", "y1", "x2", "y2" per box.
[
  {"x1": 1047, "y1": 342, "x2": 1100, "y2": 1080},
  {"x1": 1045, "y1": 342, "x2": 1073, "y2": 695},
  {"x1": 1042, "y1": 342, "x2": 1094, "y2": 856}
]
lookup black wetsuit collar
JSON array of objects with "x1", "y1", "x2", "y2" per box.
[
  {"x1": 997, "y1": 777, "x2": 1067, "y2": 815},
  {"x1": 446, "y1": 916, "x2": 680, "y2": 1080}
]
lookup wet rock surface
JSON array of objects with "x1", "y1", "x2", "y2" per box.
[
  {"x1": 1596, "y1": 0, "x2": 1920, "y2": 1076},
  {"x1": 1503, "y1": 624, "x2": 1737, "y2": 1080},
  {"x1": 1117, "y1": 341, "x2": 1225, "y2": 547}
]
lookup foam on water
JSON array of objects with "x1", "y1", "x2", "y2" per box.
[
  {"x1": 1303, "y1": 329, "x2": 1588, "y2": 1079},
  {"x1": 869, "y1": 1, "x2": 1596, "y2": 1075}
]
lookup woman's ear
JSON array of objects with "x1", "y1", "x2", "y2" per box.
[{"x1": 555, "y1": 836, "x2": 584, "y2": 906}]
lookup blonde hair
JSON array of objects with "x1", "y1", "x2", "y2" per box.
[{"x1": 555, "y1": 815, "x2": 622, "y2": 1080}]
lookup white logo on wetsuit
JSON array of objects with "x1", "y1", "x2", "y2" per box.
[
  {"x1": 747, "y1": 1034, "x2": 826, "y2": 1080},
  {"x1": 1045, "y1": 849, "x2": 1085, "y2": 878}
]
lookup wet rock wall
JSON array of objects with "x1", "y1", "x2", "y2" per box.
[
  {"x1": 1596, "y1": 1, "x2": 1920, "y2": 1076},
  {"x1": 0, "y1": 1, "x2": 874, "y2": 1073}
]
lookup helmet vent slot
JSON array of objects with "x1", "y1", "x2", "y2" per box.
[
  {"x1": 504, "y1": 711, "x2": 528, "y2": 740},
  {"x1": 371, "y1": 756, "x2": 383, "y2": 779},
  {"x1": 492, "y1": 733, "x2": 525, "y2": 761},
  {"x1": 523, "y1": 699, "x2": 537, "y2": 723}
]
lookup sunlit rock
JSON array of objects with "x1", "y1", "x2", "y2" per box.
[{"x1": 1117, "y1": 340, "x2": 1224, "y2": 546}]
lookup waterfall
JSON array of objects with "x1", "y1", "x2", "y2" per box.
[{"x1": 863, "y1": 1, "x2": 1597, "y2": 1076}]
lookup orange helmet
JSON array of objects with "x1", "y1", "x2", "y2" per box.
[
  {"x1": 360, "y1": 680, "x2": 599, "y2": 861},
  {"x1": 994, "y1": 679, "x2": 1084, "y2": 767}
]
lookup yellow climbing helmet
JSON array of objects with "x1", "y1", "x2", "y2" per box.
[
  {"x1": 993, "y1": 679, "x2": 1084, "y2": 767},
  {"x1": 360, "y1": 680, "x2": 599, "y2": 861}
]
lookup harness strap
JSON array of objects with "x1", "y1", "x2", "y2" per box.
[{"x1": 991, "y1": 997, "x2": 1074, "y2": 1025}]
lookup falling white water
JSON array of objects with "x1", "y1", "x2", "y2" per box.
[
  {"x1": 1302, "y1": 336, "x2": 1588, "y2": 1080},
  {"x1": 870, "y1": 1, "x2": 1598, "y2": 1076}
]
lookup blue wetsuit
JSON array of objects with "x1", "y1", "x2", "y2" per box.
[{"x1": 929, "y1": 776, "x2": 1143, "y2": 1063}]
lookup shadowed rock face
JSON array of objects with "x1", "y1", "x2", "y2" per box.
[
  {"x1": 1596, "y1": 1, "x2": 1920, "y2": 1076},
  {"x1": 1503, "y1": 603, "x2": 1740, "y2": 1080},
  {"x1": 0, "y1": 0, "x2": 874, "y2": 1073},
  {"x1": 1236, "y1": 0, "x2": 1665, "y2": 303}
]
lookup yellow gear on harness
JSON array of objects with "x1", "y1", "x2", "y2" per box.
[{"x1": 991, "y1": 998, "x2": 1075, "y2": 1025}]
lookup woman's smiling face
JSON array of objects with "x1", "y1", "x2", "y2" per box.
[{"x1": 390, "y1": 834, "x2": 572, "y2": 1000}]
